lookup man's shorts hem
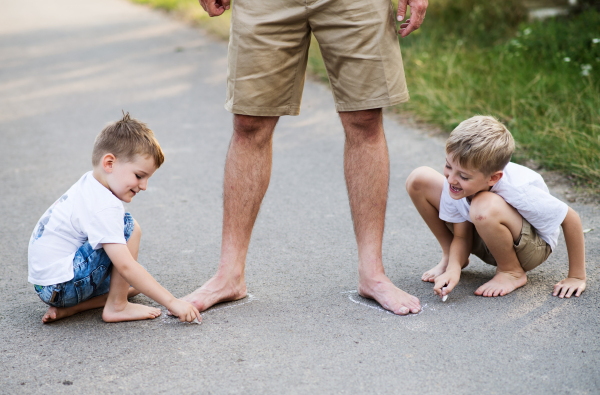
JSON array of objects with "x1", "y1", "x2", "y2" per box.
[
  {"x1": 335, "y1": 92, "x2": 410, "y2": 113},
  {"x1": 225, "y1": 102, "x2": 301, "y2": 117}
]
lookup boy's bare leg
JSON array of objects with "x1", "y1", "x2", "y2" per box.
[
  {"x1": 102, "y1": 220, "x2": 162, "y2": 322},
  {"x1": 43, "y1": 219, "x2": 145, "y2": 324},
  {"x1": 405, "y1": 167, "x2": 469, "y2": 282},
  {"x1": 470, "y1": 192, "x2": 526, "y2": 297},
  {"x1": 340, "y1": 109, "x2": 420, "y2": 315},
  {"x1": 183, "y1": 115, "x2": 278, "y2": 311}
]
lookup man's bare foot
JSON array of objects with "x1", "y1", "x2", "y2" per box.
[
  {"x1": 182, "y1": 274, "x2": 247, "y2": 312},
  {"x1": 422, "y1": 257, "x2": 469, "y2": 283},
  {"x1": 42, "y1": 306, "x2": 78, "y2": 324},
  {"x1": 102, "y1": 302, "x2": 161, "y2": 323},
  {"x1": 358, "y1": 274, "x2": 421, "y2": 315},
  {"x1": 475, "y1": 270, "x2": 527, "y2": 297}
]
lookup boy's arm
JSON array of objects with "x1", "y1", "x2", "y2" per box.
[
  {"x1": 433, "y1": 221, "x2": 473, "y2": 297},
  {"x1": 554, "y1": 207, "x2": 586, "y2": 298},
  {"x1": 103, "y1": 243, "x2": 201, "y2": 321}
]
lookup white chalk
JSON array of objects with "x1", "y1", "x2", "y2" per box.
[
  {"x1": 442, "y1": 295, "x2": 448, "y2": 302},
  {"x1": 191, "y1": 317, "x2": 201, "y2": 325}
]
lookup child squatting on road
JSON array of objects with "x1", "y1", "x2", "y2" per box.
[
  {"x1": 405, "y1": 116, "x2": 586, "y2": 300},
  {"x1": 28, "y1": 113, "x2": 201, "y2": 324}
]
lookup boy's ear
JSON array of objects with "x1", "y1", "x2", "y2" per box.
[
  {"x1": 102, "y1": 154, "x2": 116, "y2": 173},
  {"x1": 487, "y1": 170, "x2": 503, "y2": 186}
]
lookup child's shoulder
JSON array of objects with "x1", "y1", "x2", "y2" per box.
[{"x1": 498, "y1": 162, "x2": 547, "y2": 191}]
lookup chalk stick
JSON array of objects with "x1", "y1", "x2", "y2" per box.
[{"x1": 442, "y1": 295, "x2": 448, "y2": 302}]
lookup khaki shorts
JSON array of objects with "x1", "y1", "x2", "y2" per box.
[
  {"x1": 225, "y1": 0, "x2": 409, "y2": 116},
  {"x1": 446, "y1": 218, "x2": 552, "y2": 272}
]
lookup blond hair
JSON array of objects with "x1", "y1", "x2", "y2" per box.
[
  {"x1": 92, "y1": 112, "x2": 165, "y2": 168},
  {"x1": 446, "y1": 116, "x2": 514, "y2": 175}
]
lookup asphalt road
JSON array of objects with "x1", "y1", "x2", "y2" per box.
[{"x1": 1, "y1": 0, "x2": 599, "y2": 393}]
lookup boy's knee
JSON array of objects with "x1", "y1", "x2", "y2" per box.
[
  {"x1": 132, "y1": 218, "x2": 141, "y2": 238},
  {"x1": 469, "y1": 192, "x2": 502, "y2": 224},
  {"x1": 405, "y1": 166, "x2": 437, "y2": 194}
]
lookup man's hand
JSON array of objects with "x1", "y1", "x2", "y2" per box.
[
  {"x1": 199, "y1": 0, "x2": 230, "y2": 17},
  {"x1": 553, "y1": 277, "x2": 586, "y2": 298},
  {"x1": 433, "y1": 269, "x2": 460, "y2": 298},
  {"x1": 397, "y1": 0, "x2": 428, "y2": 38}
]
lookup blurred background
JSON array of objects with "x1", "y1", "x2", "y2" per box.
[{"x1": 131, "y1": 0, "x2": 600, "y2": 191}]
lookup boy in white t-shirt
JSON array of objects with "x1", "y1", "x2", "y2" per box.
[
  {"x1": 29, "y1": 113, "x2": 201, "y2": 324},
  {"x1": 405, "y1": 116, "x2": 586, "y2": 299}
]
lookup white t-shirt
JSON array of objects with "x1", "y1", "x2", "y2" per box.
[
  {"x1": 439, "y1": 162, "x2": 568, "y2": 251},
  {"x1": 28, "y1": 171, "x2": 126, "y2": 286}
]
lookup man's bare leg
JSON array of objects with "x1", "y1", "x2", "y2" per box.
[
  {"x1": 470, "y1": 192, "x2": 527, "y2": 297},
  {"x1": 340, "y1": 108, "x2": 420, "y2": 315},
  {"x1": 183, "y1": 115, "x2": 278, "y2": 311},
  {"x1": 405, "y1": 167, "x2": 469, "y2": 282}
]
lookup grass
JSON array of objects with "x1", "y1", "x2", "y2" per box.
[{"x1": 131, "y1": 0, "x2": 600, "y2": 190}]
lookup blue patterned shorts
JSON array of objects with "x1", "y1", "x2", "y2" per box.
[{"x1": 34, "y1": 213, "x2": 135, "y2": 308}]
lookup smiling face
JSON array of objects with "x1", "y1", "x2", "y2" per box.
[
  {"x1": 443, "y1": 153, "x2": 502, "y2": 200},
  {"x1": 95, "y1": 154, "x2": 157, "y2": 203}
]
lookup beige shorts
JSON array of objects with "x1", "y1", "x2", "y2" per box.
[
  {"x1": 446, "y1": 218, "x2": 552, "y2": 272},
  {"x1": 225, "y1": 0, "x2": 409, "y2": 116}
]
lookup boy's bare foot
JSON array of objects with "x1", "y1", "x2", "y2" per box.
[
  {"x1": 182, "y1": 275, "x2": 247, "y2": 312},
  {"x1": 358, "y1": 274, "x2": 421, "y2": 315},
  {"x1": 42, "y1": 306, "x2": 78, "y2": 323},
  {"x1": 422, "y1": 257, "x2": 469, "y2": 283},
  {"x1": 475, "y1": 270, "x2": 527, "y2": 297},
  {"x1": 102, "y1": 302, "x2": 161, "y2": 323}
]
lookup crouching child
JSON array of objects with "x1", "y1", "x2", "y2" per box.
[
  {"x1": 29, "y1": 113, "x2": 201, "y2": 323},
  {"x1": 406, "y1": 116, "x2": 586, "y2": 299}
]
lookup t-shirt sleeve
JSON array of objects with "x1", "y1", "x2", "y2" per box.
[
  {"x1": 86, "y1": 206, "x2": 126, "y2": 249},
  {"x1": 438, "y1": 179, "x2": 469, "y2": 223},
  {"x1": 516, "y1": 184, "x2": 569, "y2": 237}
]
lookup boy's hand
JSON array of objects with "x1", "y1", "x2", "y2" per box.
[
  {"x1": 553, "y1": 277, "x2": 586, "y2": 298},
  {"x1": 433, "y1": 269, "x2": 460, "y2": 298},
  {"x1": 168, "y1": 299, "x2": 202, "y2": 323}
]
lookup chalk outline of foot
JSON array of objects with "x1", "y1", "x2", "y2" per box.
[{"x1": 342, "y1": 290, "x2": 426, "y2": 317}]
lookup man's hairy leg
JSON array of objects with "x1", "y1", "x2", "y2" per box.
[
  {"x1": 183, "y1": 115, "x2": 278, "y2": 311},
  {"x1": 340, "y1": 109, "x2": 421, "y2": 315}
]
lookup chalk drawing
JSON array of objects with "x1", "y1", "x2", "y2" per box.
[{"x1": 160, "y1": 293, "x2": 257, "y2": 325}]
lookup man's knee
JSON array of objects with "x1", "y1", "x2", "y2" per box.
[
  {"x1": 340, "y1": 108, "x2": 383, "y2": 143},
  {"x1": 406, "y1": 166, "x2": 438, "y2": 195},
  {"x1": 233, "y1": 114, "x2": 278, "y2": 147}
]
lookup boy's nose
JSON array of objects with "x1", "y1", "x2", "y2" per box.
[{"x1": 140, "y1": 180, "x2": 147, "y2": 190}]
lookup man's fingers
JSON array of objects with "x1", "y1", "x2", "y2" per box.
[
  {"x1": 221, "y1": 0, "x2": 231, "y2": 10},
  {"x1": 400, "y1": 19, "x2": 421, "y2": 38},
  {"x1": 201, "y1": 0, "x2": 226, "y2": 17},
  {"x1": 397, "y1": 0, "x2": 408, "y2": 21}
]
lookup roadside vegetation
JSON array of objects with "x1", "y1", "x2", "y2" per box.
[{"x1": 132, "y1": 0, "x2": 600, "y2": 190}]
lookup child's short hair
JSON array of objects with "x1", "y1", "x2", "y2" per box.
[
  {"x1": 92, "y1": 112, "x2": 165, "y2": 168},
  {"x1": 446, "y1": 116, "x2": 515, "y2": 175}
]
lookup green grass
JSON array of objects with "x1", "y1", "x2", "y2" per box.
[{"x1": 132, "y1": 0, "x2": 600, "y2": 190}]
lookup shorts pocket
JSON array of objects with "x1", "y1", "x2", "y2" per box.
[{"x1": 74, "y1": 264, "x2": 109, "y2": 304}]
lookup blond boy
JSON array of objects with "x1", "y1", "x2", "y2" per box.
[
  {"x1": 405, "y1": 116, "x2": 586, "y2": 299},
  {"x1": 29, "y1": 113, "x2": 201, "y2": 323}
]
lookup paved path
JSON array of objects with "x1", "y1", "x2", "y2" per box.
[{"x1": 1, "y1": 0, "x2": 599, "y2": 393}]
